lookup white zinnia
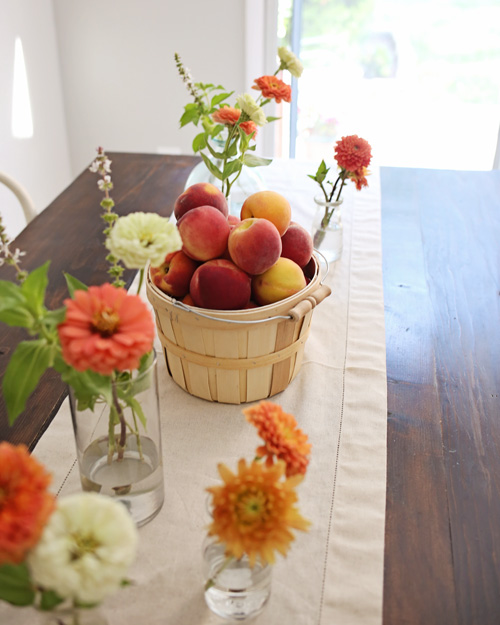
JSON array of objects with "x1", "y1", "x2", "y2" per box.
[
  {"x1": 106, "y1": 211, "x2": 182, "y2": 269},
  {"x1": 27, "y1": 493, "x2": 138, "y2": 605},
  {"x1": 236, "y1": 94, "x2": 267, "y2": 127},
  {"x1": 278, "y1": 46, "x2": 304, "y2": 78}
]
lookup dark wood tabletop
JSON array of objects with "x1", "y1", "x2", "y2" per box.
[
  {"x1": 381, "y1": 167, "x2": 500, "y2": 625},
  {"x1": 1, "y1": 157, "x2": 499, "y2": 624}
]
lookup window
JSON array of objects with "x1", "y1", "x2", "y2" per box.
[{"x1": 278, "y1": 0, "x2": 500, "y2": 170}]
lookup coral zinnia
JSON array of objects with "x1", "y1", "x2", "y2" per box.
[
  {"x1": 58, "y1": 283, "x2": 155, "y2": 376},
  {"x1": 212, "y1": 106, "x2": 241, "y2": 126},
  {"x1": 0, "y1": 443, "x2": 55, "y2": 565},
  {"x1": 252, "y1": 75, "x2": 292, "y2": 104},
  {"x1": 347, "y1": 167, "x2": 370, "y2": 191},
  {"x1": 239, "y1": 120, "x2": 258, "y2": 138},
  {"x1": 334, "y1": 135, "x2": 372, "y2": 172},
  {"x1": 207, "y1": 459, "x2": 310, "y2": 567},
  {"x1": 243, "y1": 401, "x2": 311, "y2": 477}
]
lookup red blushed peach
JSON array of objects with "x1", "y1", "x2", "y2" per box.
[
  {"x1": 252, "y1": 257, "x2": 306, "y2": 306},
  {"x1": 190, "y1": 259, "x2": 251, "y2": 310},
  {"x1": 182, "y1": 293, "x2": 195, "y2": 306},
  {"x1": 280, "y1": 221, "x2": 314, "y2": 267},
  {"x1": 150, "y1": 250, "x2": 199, "y2": 298},
  {"x1": 228, "y1": 218, "x2": 282, "y2": 275},
  {"x1": 177, "y1": 205, "x2": 230, "y2": 261},
  {"x1": 228, "y1": 214, "x2": 241, "y2": 227},
  {"x1": 174, "y1": 182, "x2": 228, "y2": 220},
  {"x1": 240, "y1": 190, "x2": 291, "y2": 236}
]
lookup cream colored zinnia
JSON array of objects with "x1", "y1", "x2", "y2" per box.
[
  {"x1": 236, "y1": 94, "x2": 267, "y2": 127},
  {"x1": 278, "y1": 46, "x2": 303, "y2": 78},
  {"x1": 27, "y1": 493, "x2": 138, "y2": 605},
  {"x1": 106, "y1": 212, "x2": 182, "y2": 269}
]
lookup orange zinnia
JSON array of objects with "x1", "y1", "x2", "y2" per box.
[
  {"x1": 243, "y1": 401, "x2": 311, "y2": 477},
  {"x1": 347, "y1": 167, "x2": 370, "y2": 191},
  {"x1": 58, "y1": 283, "x2": 155, "y2": 376},
  {"x1": 207, "y1": 459, "x2": 310, "y2": 567},
  {"x1": 212, "y1": 106, "x2": 241, "y2": 126},
  {"x1": 0, "y1": 443, "x2": 55, "y2": 565},
  {"x1": 334, "y1": 135, "x2": 372, "y2": 172},
  {"x1": 252, "y1": 75, "x2": 292, "y2": 103},
  {"x1": 239, "y1": 120, "x2": 258, "y2": 138}
]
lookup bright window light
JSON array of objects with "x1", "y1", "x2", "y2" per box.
[{"x1": 12, "y1": 37, "x2": 33, "y2": 139}]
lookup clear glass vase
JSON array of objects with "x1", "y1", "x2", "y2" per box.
[
  {"x1": 184, "y1": 136, "x2": 266, "y2": 218},
  {"x1": 202, "y1": 538, "x2": 272, "y2": 621},
  {"x1": 311, "y1": 195, "x2": 344, "y2": 262},
  {"x1": 69, "y1": 349, "x2": 164, "y2": 527}
]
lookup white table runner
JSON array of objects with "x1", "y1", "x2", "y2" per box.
[{"x1": 1, "y1": 159, "x2": 387, "y2": 625}]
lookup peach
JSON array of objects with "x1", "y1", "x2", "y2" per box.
[
  {"x1": 174, "y1": 182, "x2": 228, "y2": 220},
  {"x1": 150, "y1": 250, "x2": 199, "y2": 298},
  {"x1": 190, "y1": 259, "x2": 251, "y2": 310},
  {"x1": 177, "y1": 205, "x2": 230, "y2": 261},
  {"x1": 280, "y1": 221, "x2": 313, "y2": 267},
  {"x1": 228, "y1": 218, "x2": 282, "y2": 275},
  {"x1": 252, "y1": 257, "x2": 306, "y2": 306},
  {"x1": 240, "y1": 190, "x2": 291, "y2": 236},
  {"x1": 227, "y1": 214, "x2": 241, "y2": 227}
]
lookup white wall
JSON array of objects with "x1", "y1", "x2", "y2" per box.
[
  {"x1": 0, "y1": 0, "x2": 72, "y2": 239},
  {"x1": 53, "y1": 0, "x2": 252, "y2": 176}
]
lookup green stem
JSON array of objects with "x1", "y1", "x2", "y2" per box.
[
  {"x1": 136, "y1": 268, "x2": 144, "y2": 295},
  {"x1": 129, "y1": 411, "x2": 144, "y2": 462},
  {"x1": 111, "y1": 380, "x2": 127, "y2": 461},
  {"x1": 205, "y1": 555, "x2": 235, "y2": 591}
]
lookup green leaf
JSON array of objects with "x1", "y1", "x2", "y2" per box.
[
  {"x1": 3, "y1": 340, "x2": 54, "y2": 424},
  {"x1": 210, "y1": 124, "x2": 224, "y2": 138},
  {"x1": 64, "y1": 272, "x2": 88, "y2": 297},
  {"x1": 39, "y1": 590, "x2": 65, "y2": 611},
  {"x1": 210, "y1": 92, "x2": 233, "y2": 108},
  {"x1": 0, "y1": 280, "x2": 27, "y2": 309},
  {"x1": 200, "y1": 153, "x2": 223, "y2": 180},
  {"x1": 0, "y1": 281, "x2": 34, "y2": 327},
  {"x1": 58, "y1": 360, "x2": 112, "y2": 411},
  {"x1": 0, "y1": 306, "x2": 34, "y2": 328},
  {"x1": 20, "y1": 261, "x2": 50, "y2": 317},
  {"x1": 205, "y1": 140, "x2": 226, "y2": 160},
  {"x1": 266, "y1": 116, "x2": 281, "y2": 122},
  {"x1": 0, "y1": 563, "x2": 35, "y2": 607},
  {"x1": 180, "y1": 104, "x2": 200, "y2": 127},
  {"x1": 43, "y1": 307, "x2": 67, "y2": 328},
  {"x1": 242, "y1": 154, "x2": 273, "y2": 168},
  {"x1": 124, "y1": 396, "x2": 148, "y2": 429},
  {"x1": 223, "y1": 159, "x2": 242, "y2": 180},
  {"x1": 192, "y1": 132, "x2": 208, "y2": 153}
]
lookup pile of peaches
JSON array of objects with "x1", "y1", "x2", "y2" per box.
[{"x1": 150, "y1": 182, "x2": 315, "y2": 311}]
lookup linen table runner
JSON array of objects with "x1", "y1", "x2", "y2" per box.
[{"x1": 1, "y1": 160, "x2": 387, "y2": 625}]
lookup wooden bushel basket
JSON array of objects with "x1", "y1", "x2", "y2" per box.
[{"x1": 146, "y1": 254, "x2": 331, "y2": 404}]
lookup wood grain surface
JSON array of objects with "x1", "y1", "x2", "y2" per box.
[
  {"x1": 381, "y1": 167, "x2": 500, "y2": 625},
  {"x1": 0, "y1": 153, "x2": 199, "y2": 449}
]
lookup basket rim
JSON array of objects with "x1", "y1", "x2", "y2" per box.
[{"x1": 146, "y1": 253, "x2": 324, "y2": 324}]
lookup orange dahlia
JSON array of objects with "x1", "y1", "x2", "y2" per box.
[
  {"x1": 239, "y1": 120, "x2": 258, "y2": 138},
  {"x1": 212, "y1": 106, "x2": 241, "y2": 126},
  {"x1": 252, "y1": 75, "x2": 292, "y2": 104},
  {"x1": 207, "y1": 459, "x2": 310, "y2": 567},
  {"x1": 243, "y1": 401, "x2": 311, "y2": 477},
  {"x1": 0, "y1": 443, "x2": 55, "y2": 565},
  {"x1": 334, "y1": 135, "x2": 372, "y2": 172},
  {"x1": 58, "y1": 283, "x2": 155, "y2": 376},
  {"x1": 347, "y1": 167, "x2": 370, "y2": 191}
]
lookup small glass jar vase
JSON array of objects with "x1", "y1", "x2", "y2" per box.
[
  {"x1": 37, "y1": 605, "x2": 108, "y2": 625},
  {"x1": 69, "y1": 349, "x2": 164, "y2": 527},
  {"x1": 184, "y1": 136, "x2": 266, "y2": 217},
  {"x1": 311, "y1": 196, "x2": 344, "y2": 262},
  {"x1": 202, "y1": 538, "x2": 272, "y2": 621}
]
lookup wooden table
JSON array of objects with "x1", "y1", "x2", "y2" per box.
[
  {"x1": 1, "y1": 158, "x2": 499, "y2": 624},
  {"x1": 381, "y1": 167, "x2": 500, "y2": 625}
]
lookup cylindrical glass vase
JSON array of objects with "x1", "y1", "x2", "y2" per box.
[
  {"x1": 69, "y1": 350, "x2": 164, "y2": 527},
  {"x1": 184, "y1": 136, "x2": 266, "y2": 217},
  {"x1": 202, "y1": 538, "x2": 272, "y2": 621},
  {"x1": 311, "y1": 196, "x2": 344, "y2": 262}
]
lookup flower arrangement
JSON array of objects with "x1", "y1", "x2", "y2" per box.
[
  {"x1": 205, "y1": 402, "x2": 311, "y2": 587},
  {"x1": 175, "y1": 46, "x2": 303, "y2": 199},
  {"x1": 309, "y1": 134, "x2": 372, "y2": 241},
  {"x1": 0, "y1": 442, "x2": 137, "y2": 612},
  {"x1": 0, "y1": 149, "x2": 181, "y2": 463}
]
